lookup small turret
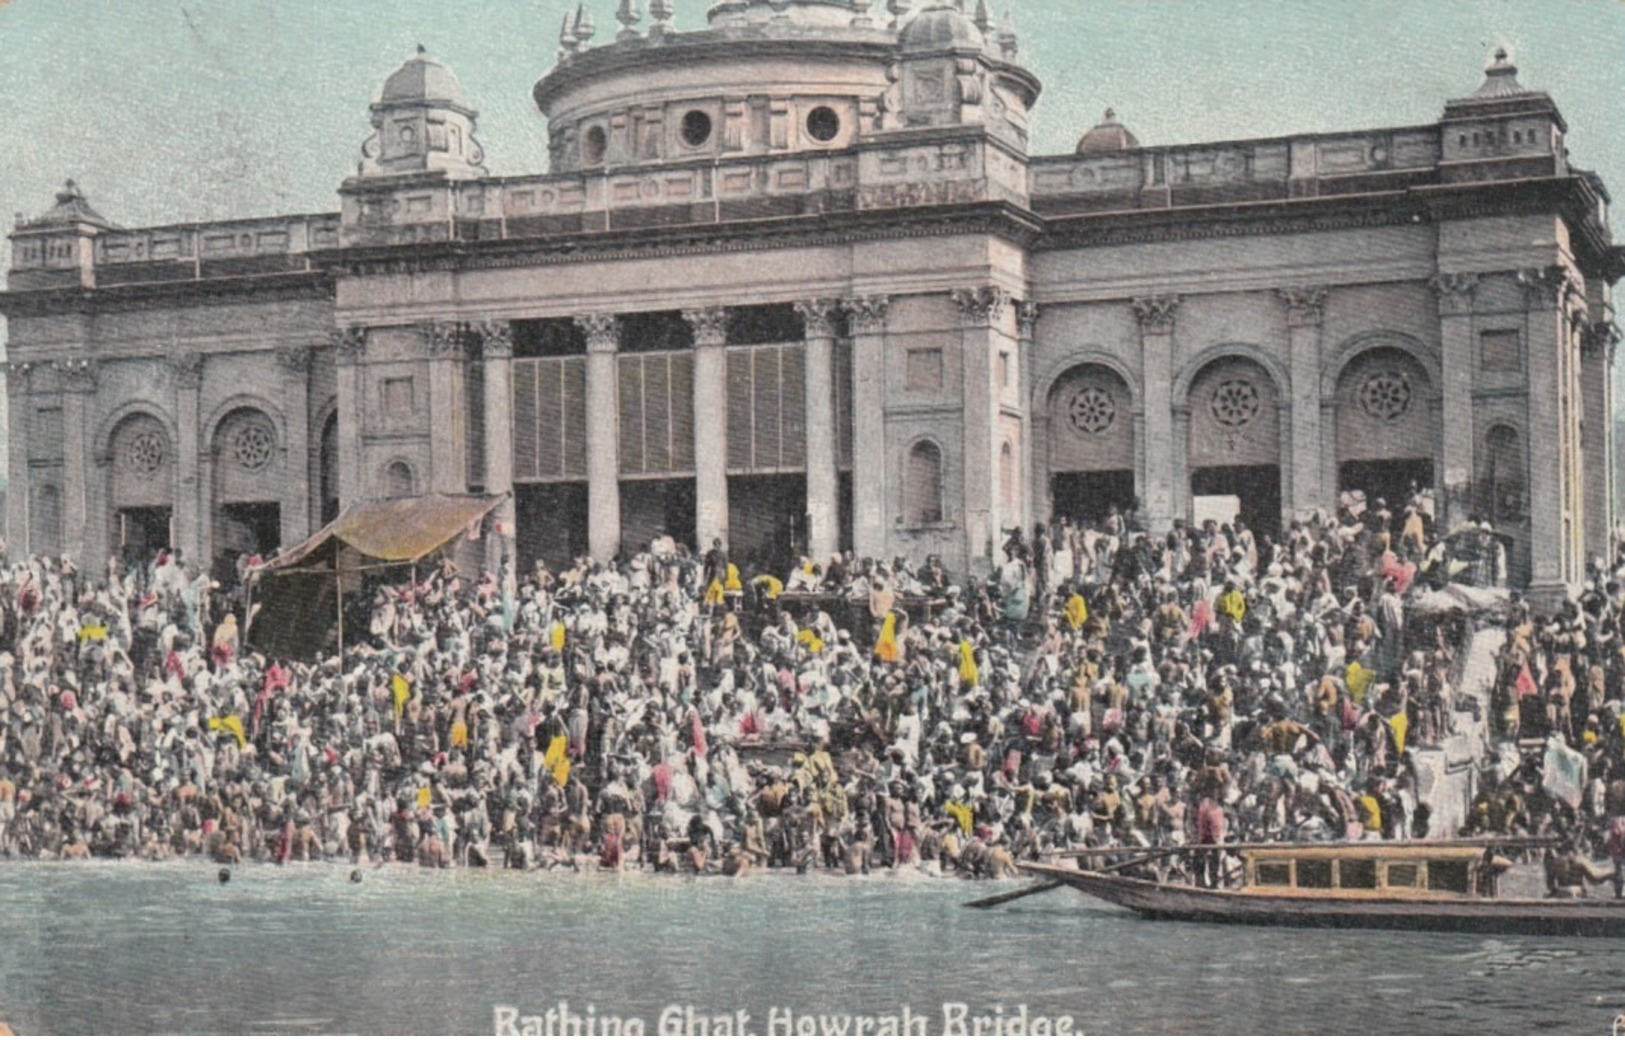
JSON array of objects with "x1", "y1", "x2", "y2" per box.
[{"x1": 355, "y1": 47, "x2": 487, "y2": 180}]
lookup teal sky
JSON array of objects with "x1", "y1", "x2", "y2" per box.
[{"x1": 1, "y1": 0, "x2": 1623, "y2": 467}]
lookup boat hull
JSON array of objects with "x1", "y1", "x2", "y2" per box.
[{"x1": 1022, "y1": 863, "x2": 1625, "y2": 937}]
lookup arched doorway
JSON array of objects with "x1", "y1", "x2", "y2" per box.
[
  {"x1": 1334, "y1": 347, "x2": 1436, "y2": 525},
  {"x1": 1478, "y1": 422, "x2": 1528, "y2": 585},
  {"x1": 1186, "y1": 356, "x2": 1281, "y2": 537},
  {"x1": 1047, "y1": 364, "x2": 1135, "y2": 524},
  {"x1": 107, "y1": 411, "x2": 174, "y2": 565},
  {"x1": 212, "y1": 406, "x2": 283, "y2": 581}
]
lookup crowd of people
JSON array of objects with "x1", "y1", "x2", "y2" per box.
[{"x1": 0, "y1": 491, "x2": 1621, "y2": 896}]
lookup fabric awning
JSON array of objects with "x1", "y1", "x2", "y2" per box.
[{"x1": 254, "y1": 493, "x2": 507, "y2": 574}]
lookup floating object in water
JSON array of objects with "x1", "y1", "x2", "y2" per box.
[
  {"x1": 217, "y1": 868, "x2": 232, "y2": 885},
  {"x1": 349, "y1": 869, "x2": 363, "y2": 884}
]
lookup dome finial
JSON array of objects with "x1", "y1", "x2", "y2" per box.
[
  {"x1": 616, "y1": 0, "x2": 642, "y2": 40},
  {"x1": 416, "y1": 43, "x2": 427, "y2": 55},
  {"x1": 1468, "y1": 44, "x2": 1528, "y2": 98}
]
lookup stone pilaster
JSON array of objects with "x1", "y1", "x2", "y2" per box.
[
  {"x1": 331, "y1": 327, "x2": 366, "y2": 512},
  {"x1": 1580, "y1": 318, "x2": 1619, "y2": 562},
  {"x1": 793, "y1": 298, "x2": 842, "y2": 562},
  {"x1": 951, "y1": 286, "x2": 1012, "y2": 569},
  {"x1": 56, "y1": 358, "x2": 97, "y2": 567},
  {"x1": 1018, "y1": 301, "x2": 1044, "y2": 529},
  {"x1": 422, "y1": 322, "x2": 469, "y2": 494},
  {"x1": 4, "y1": 363, "x2": 32, "y2": 553},
  {"x1": 275, "y1": 346, "x2": 314, "y2": 546},
  {"x1": 1132, "y1": 295, "x2": 1179, "y2": 532},
  {"x1": 1430, "y1": 272, "x2": 1479, "y2": 529},
  {"x1": 844, "y1": 294, "x2": 890, "y2": 560},
  {"x1": 478, "y1": 320, "x2": 517, "y2": 574},
  {"x1": 1518, "y1": 265, "x2": 1582, "y2": 602},
  {"x1": 169, "y1": 352, "x2": 205, "y2": 568},
  {"x1": 1278, "y1": 287, "x2": 1326, "y2": 521},
  {"x1": 683, "y1": 306, "x2": 730, "y2": 550},
  {"x1": 576, "y1": 314, "x2": 622, "y2": 562}
]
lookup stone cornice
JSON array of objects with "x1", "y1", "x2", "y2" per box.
[{"x1": 0, "y1": 271, "x2": 332, "y2": 319}]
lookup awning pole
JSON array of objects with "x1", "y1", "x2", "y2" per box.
[{"x1": 336, "y1": 573, "x2": 345, "y2": 665}]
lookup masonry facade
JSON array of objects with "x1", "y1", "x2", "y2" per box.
[{"x1": 4, "y1": 1, "x2": 1622, "y2": 602}]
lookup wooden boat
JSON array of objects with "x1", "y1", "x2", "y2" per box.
[{"x1": 1020, "y1": 842, "x2": 1625, "y2": 937}]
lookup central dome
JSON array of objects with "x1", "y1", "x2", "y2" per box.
[
  {"x1": 898, "y1": 2, "x2": 985, "y2": 52},
  {"x1": 379, "y1": 46, "x2": 474, "y2": 115}
]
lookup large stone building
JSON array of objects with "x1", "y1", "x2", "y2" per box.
[{"x1": 3, "y1": 0, "x2": 1622, "y2": 603}]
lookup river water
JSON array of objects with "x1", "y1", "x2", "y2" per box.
[{"x1": 1, "y1": 861, "x2": 1622, "y2": 1035}]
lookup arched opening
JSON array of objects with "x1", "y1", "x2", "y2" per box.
[
  {"x1": 1479, "y1": 423, "x2": 1528, "y2": 585},
  {"x1": 211, "y1": 406, "x2": 282, "y2": 581},
  {"x1": 1334, "y1": 347, "x2": 1436, "y2": 530},
  {"x1": 1186, "y1": 356, "x2": 1282, "y2": 537},
  {"x1": 107, "y1": 411, "x2": 174, "y2": 565},
  {"x1": 385, "y1": 460, "x2": 415, "y2": 499},
  {"x1": 319, "y1": 412, "x2": 340, "y2": 524},
  {"x1": 903, "y1": 440, "x2": 944, "y2": 526},
  {"x1": 1046, "y1": 363, "x2": 1135, "y2": 524},
  {"x1": 1000, "y1": 441, "x2": 1017, "y2": 519}
]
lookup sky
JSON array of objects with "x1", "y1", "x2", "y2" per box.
[{"x1": 1, "y1": 0, "x2": 1623, "y2": 465}]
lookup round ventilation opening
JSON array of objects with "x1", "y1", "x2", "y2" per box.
[
  {"x1": 806, "y1": 106, "x2": 841, "y2": 143},
  {"x1": 680, "y1": 110, "x2": 713, "y2": 147},
  {"x1": 582, "y1": 125, "x2": 607, "y2": 166}
]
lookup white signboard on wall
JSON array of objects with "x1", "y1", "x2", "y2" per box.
[{"x1": 1192, "y1": 494, "x2": 1242, "y2": 527}]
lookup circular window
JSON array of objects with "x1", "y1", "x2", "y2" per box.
[
  {"x1": 680, "y1": 110, "x2": 713, "y2": 147},
  {"x1": 1066, "y1": 385, "x2": 1116, "y2": 435},
  {"x1": 1210, "y1": 379, "x2": 1261, "y2": 428},
  {"x1": 232, "y1": 421, "x2": 277, "y2": 471},
  {"x1": 581, "y1": 125, "x2": 607, "y2": 166},
  {"x1": 1358, "y1": 370, "x2": 1412, "y2": 422},
  {"x1": 125, "y1": 431, "x2": 167, "y2": 474},
  {"x1": 806, "y1": 106, "x2": 841, "y2": 143}
]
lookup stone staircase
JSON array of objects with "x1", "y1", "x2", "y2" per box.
[{"x1": 1410, "y1": 623, "x2": 1503, "y2": 835}]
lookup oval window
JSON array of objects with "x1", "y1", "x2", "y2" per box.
[
  {"x1": 680, "y1": 110, "x2": 713, "y2": 147},
  {"x1": 806, "y1": 106, "x2": 840, "y2": 143},
  {"x1": 581, "y1": 125, "x2": 607, "y2": 166}
]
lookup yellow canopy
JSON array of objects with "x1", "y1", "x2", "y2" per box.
[{"x1": 253, "y1": 493, "x2": 507, "y2": 573}]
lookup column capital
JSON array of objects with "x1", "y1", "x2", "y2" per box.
[
  {"x1": 477, "y1": 319, "x2": 514, "y2": 359},
  {"x1": 1131, "y1": 294, "x2": 1180, "y2": 335},
  {"x1": 56, "y1": 357, "x2": 98, "y2": 393},
  {"x1": 1517, "y1": 264, "x2": 1579, "y2": 311},
  {"x1": 1428, "y1": 271, "x2": 1480, "y2": 317},
  {"x1": 1582, "y1": 320, "x2": 1621, "y2": 363},
  {"x1": 842, "y1": 294, "x2": 891, "y2": 333},
  {"x1": 330, "y1": 325, "x2": 367, "y2": 363},
  {"x1": 792, "y1": 298, "x2": 843, "y2": 339},
  {"x1": 275, "y1": 346, "x2": 313, "y2": 374},
  {"x1": 574, "y1": 312, "x2": 620, "y2": 352},
  {"x1": 169, "y1": 351, "x2": 204, "y2": 389},
  {"x1": 1016, "y1": 300, "x2": 1040, "y2": 340},
  {"x1": 422, "y1": 321, "x2": 469, "y2": 358},
  {"x1": 682, "y1": 305, "x2": 729, "y2": 346},
  {"x1": 1276, "y1": 286, "x2": 1327, "y2": 328},
  {"x1": 951, "y1": 286, "x2": 1011, "y2": 327},
  {"x1": 3, "y1": 361, "x2": 36, "y2": 394}
]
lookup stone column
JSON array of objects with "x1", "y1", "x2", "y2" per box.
[
  {"x1": 844, "y1": 295, "x2": 890, "y2": 561},
  {"x1": 1431, "y1": 273, "x2": 1479, "y2": 529},
  {"x1": 793, "y1": 298, "x2": 841, "y2": 562},
  {"x1": 170, "y1": 353, "x2": 205, "y2": 569},
  {"x1": 1581, "y1": 319, "x2": 1620, "y2": 561},
  {"x1": 275, "y1": 346, "x2": 313, "y2": 547},
  {"x1": 478, "y1": 320, "x2": 517, "y2": 574},
  {"x1": 576, "y1": 314, "x2": 623, "y2": 562},
  {"x1": 423, "y1": 322, "x2": 467, "y2": 494},
  {"x1": 1279, "y1": 287, "x2": 1327, "y2": 521},
  {"x1": 1519, "y1": 265, "x2": 1579, "y2": 602},
  {"x1": 5, "y1": 363, "x2": 32, "y2": 552},
  {"x1": 1133, "y1": 296, "x2": 1179, "y2": 533},
  {"x1": 57, "y1": 358, "x2": 97, "y2": 568},
  {"x1": 332, "y1": 327, "x2": 366, "y2": 509},
  {"x1": 952, "y1": 286, "x2": 1012, "y2": 571},
  {"x1": 1019, "y1": 302, "x2": 1046, "y2": 527},
  {"x1": 684, "y1": 306, "x2": 730, "y2": 549}
]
